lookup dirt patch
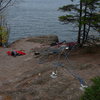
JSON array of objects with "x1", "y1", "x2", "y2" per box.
[{"x1": 0, "y1": 37, "x2": 100, "y2": 100}]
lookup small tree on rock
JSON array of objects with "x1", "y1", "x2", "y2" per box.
[{"x1": 0, "y1": 0, "x2": 12, "y2": 46}]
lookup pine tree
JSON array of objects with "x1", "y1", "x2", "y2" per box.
[{"x1": 59, "y1": 0, "x2": 100, "y2": 46}]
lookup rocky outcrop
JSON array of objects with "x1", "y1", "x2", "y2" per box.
[{"x1": 27, "y1": 35, "x2": 59, "y2": 45}]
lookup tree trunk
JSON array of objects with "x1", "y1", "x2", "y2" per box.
[
  {"x1": 77, "y1": 0, "x2": 83, "y2": 45},
  {"x1": 86, "y1": 10, "x2": 93, "y2": 41},
  {"x1": 82, "y1": 0, "x2": 87, "y2": 45}
]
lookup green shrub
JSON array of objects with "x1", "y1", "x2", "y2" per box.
[
  {"x1": 80, "y1": 76, "x2": 100, "y2": 100},
  {"x1": 0, "y1": 26, "x2": 9, "y2": 47}
]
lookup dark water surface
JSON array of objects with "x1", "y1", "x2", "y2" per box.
[{"x1": 7, "y1": 0, "x2": 78, "y2": 43}]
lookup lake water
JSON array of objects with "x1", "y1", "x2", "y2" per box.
[{"x1": 6, "y1": 0, "x2": 78, "y2": 43}]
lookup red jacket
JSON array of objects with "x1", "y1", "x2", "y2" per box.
[{"x1": 7, "y1": 50, "x2": 26, "y2": 56}]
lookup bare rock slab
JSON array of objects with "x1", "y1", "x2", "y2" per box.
[{"x1": 27, "y1": 35, "x2": 59, "y2": 45}]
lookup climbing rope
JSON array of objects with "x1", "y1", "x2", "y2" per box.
[
  {"x1": 36, "y1": 42, "x2": 88, "y2": 90},
  {"x1": 52, "y1": 44, "x2": 88, "y2": 90}
]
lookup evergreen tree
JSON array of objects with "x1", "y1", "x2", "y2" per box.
[{"x1": 59, "y1": 0, "x2": 100, "y2": 46}]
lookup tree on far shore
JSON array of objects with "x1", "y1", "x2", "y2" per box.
[{"x1": 59, "y1": 0, "x2": 100, "y2": 46}]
